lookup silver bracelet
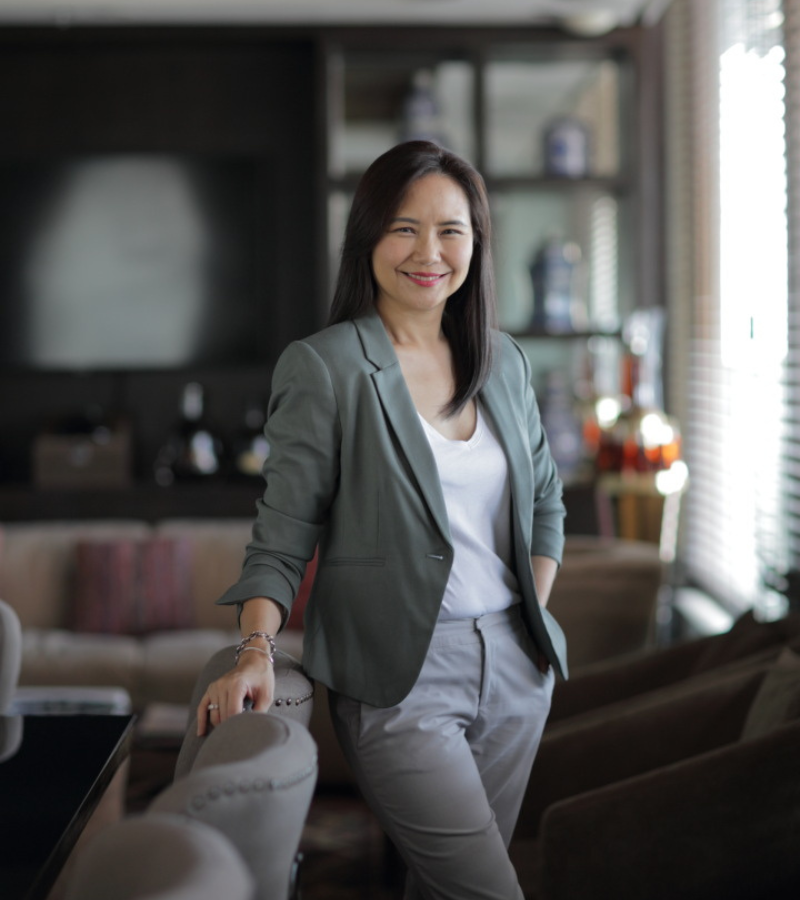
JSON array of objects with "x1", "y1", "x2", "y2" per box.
[{"x1": 235, "y1": 631, "x2": 276, "y2": 665}]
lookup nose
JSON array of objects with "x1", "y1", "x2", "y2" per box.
[{"x1": 413, "y1": 229, "x2": 441, "y2": 264}]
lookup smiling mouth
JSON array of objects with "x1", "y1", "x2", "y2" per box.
[{"x1": 403, "y1": 272, "x2": 448, "y2": 286}]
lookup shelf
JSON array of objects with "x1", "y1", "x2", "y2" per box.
[
  {"x1": 0, "y1": 482, "x2": 265, "y2": 522},
  {"x1": 0, "y1": 479, "x2": 604, "y2": 535},
  {"x1": 485, "y1": 175, "x2": 629, "y2": 193},
  {"x1": 325, "y1": 35, "x2": 642, "y2": 344},
  {"x1": 328, "y1": 174, "x2": 628, "y2": 193},
  {"x1": 510, "y1": 329, "x2": 622, "y2": 340}
]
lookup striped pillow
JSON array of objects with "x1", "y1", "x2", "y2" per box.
[{"x1": 73, "y1": 538, "x2": 194, "y2": 635}]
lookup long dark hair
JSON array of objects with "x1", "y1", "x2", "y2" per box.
[{"x1": 328, "y1": 140, "x2": 497, "y2": 417}]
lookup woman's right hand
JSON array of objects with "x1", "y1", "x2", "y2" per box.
[{"x1": 196, "y1": 651, "x2": 275, "y2": 737}]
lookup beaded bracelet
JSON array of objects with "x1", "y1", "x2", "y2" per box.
[{"x1": 235, "y1": 630, "x2": 276, "y2": 665}]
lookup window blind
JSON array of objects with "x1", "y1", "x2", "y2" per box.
[
  {"x1": 781, "y1": 0, "x2": 800, "y2": 609},
  {"x1": 665, "y1": 0, "x2": 791, "y2": 616}
]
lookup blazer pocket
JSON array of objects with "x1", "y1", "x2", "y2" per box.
[{"x1": 321, "y1": 556, "x2": 386, "y2": 567}]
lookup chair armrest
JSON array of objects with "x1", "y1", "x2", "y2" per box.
[
  {"x1": 175, "y1": 646, "x2": 314, "y2": 780},
  {"x1": 551, "y1": 611, "x2": 800, "y2": 722},
  {"x1": 536, "y1": 719, "x2": 800, "y2": 900},
  {"x1": 515, "y1": 667, "x2": 762, "y2": 839},
  {"x1": 151, "y1": 713, "x2": 317, "y2": 900},
  {"x1": 550, "y1": 638, "x2": 719, "y2": 721},
  {"x1": 0, "y1": 599, "x2": 22, "y2": 712},
  {"x1": 550, "y1": 648, "x2": 780, "y2": 736}
]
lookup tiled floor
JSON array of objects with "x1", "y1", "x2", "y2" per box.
[{"x1": 298, "y1": 790, "x2": 404, "y2": 900}]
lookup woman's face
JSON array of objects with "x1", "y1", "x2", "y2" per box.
[{"x1": 371, "y1": 174, "x2": 474, "y2": 318}]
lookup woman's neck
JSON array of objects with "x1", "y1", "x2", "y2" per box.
[{"x1": 375, "y1": 301, "x2": 445, "y2": 350}]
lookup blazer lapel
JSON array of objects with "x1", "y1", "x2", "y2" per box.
[
  {"x1": 354, "y1": 311, "x2": 452, "y2": 544},
  {"x1": 480, "y1": 364, "x2": 534, "y2": 543}
]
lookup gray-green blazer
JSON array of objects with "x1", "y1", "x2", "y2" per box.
[{"x1": 219, "y1": 308, "x2": 568, "y2": 707}]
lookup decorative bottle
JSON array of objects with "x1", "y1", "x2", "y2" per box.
[
  {"x1": 529, "y1": 237, "x2": 585, "y2": 333},
  {"x1": 154, "y1": 382, "x2": 224, "y2": 485},
  {"x1": 232, "y1": 398, "x2": 270, "y2": 479},
  {"x1": 400, "y1": 69, "x2": 448, "y2": 146},
  {"x1": 543, "y1": 117, "x2": 590, "y2": 178}
]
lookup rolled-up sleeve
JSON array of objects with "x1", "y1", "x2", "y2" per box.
[{"x1": 216, "y1": 340, "x2": 342, "y2": 619}]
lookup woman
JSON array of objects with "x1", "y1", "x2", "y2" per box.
[{"x1": 199, "y1": 140, "x2": 568, "y2": 900}]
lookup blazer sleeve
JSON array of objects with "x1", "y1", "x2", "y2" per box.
[
  {"x1": 216, "y1": 340, "x2": 342, "y2": 620},
  {"x1": 512, "y1": 336, "x2": 566, "y2": 564}
]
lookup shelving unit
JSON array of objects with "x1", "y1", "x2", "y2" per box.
[
  {"x1": 0, "y1": 483, "x2": 264, "y2": 523},
  {"x1": 321, "y1": 30, "x2": 647, "y2": 399},
  {"x1": 0, "y1": 25, "x2": 663, "y2": 523}
]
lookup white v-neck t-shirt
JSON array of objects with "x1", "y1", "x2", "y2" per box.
[{"x1": 418, "y1": 404, "x2": 522, "y2": 620}]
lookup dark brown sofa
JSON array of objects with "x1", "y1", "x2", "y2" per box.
[
  {"x1": 549, "y1": 609, "x2": 800, "y2": 723},
  {"x1": 511, "y1": 612, "x2": 800, "y2": 900}
]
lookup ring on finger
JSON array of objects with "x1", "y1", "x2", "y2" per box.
[{"x1": 207, "y1": 703, "x2": 220, "y2": 711}]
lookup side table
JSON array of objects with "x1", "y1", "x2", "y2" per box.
[{"x1": 0, "y1": 714, "x2": 135, "y2": 900}]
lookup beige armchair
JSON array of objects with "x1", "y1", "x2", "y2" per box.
[
  {"x1": 175, "y1": 646, "x2": 314, "y2": 779},
  {"x1": 152, "y1": 712, "x2": 317, "y2": 900},
  {"x1": 0, "y1": 598, "x2": 22, "y2": 713},
  {"x1": 65, "y1": 649, "x2": 317, "y2": 900},
  {"x1": 65, "y1": 813, "x2": 256, "y2": 900}
]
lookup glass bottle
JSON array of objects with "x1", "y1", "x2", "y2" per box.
[
  {"x1": 154, "y1": 382, "x2": 224, "y2": 485},
  {"x1": 529, "y1": 236, "x2": 585, "y2": 333},
  {"x1": 399, "y1": 69, "x2": 449, "y2": 146},
  {"x1": 543, "y1": 116, "x2": 591, "y2": 178},
  {"x1": 232, "y1": 398, "x2": 270, "y2": 478}
]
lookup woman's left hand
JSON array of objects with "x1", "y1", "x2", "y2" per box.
[{"x1": 197, "y1": 650, "x2": 275, "y2": 736}]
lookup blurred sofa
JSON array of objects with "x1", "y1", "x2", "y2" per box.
[
  {"x1": 0, "y1": 518, "x2": 289, "y2": 710},
  {"x1": 0, "y1": 516, "x2": 663, "y2": 703},
  {"x1": 0, "y1": 517, "x2": 663, "y2": 787},
  {"x1": 0, "y1": 517, "x2": 349, "y2": 784}
]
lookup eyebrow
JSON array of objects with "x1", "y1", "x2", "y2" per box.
[{"x1": 390, "y1": 216, "x2": 470, "y2": 227}]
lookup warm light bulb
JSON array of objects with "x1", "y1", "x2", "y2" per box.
[{"x1": 655, "y1": 461, "x2": 689, "y2": 496}]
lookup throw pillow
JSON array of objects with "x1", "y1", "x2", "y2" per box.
[
  {"x1": 740, "y1": 647, "x2": 800, "y2": 740},
  {"x1": 73, "y1": 538, "x2": 194, "y2": 635}
]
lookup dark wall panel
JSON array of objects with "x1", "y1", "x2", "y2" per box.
[{"x1": 0, "y1": 30, "x2": 320, "y2": 486}]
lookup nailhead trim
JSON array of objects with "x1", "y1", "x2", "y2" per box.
[
  {"x1": 186, "y1": 760, "x2": 318, "y2": 813},
  {"x1": 273, "y1": 689, "x2": 313, "y2": 708},
  {"x1": 268, "y1": 761, "x2": 318, "y2": 790}
]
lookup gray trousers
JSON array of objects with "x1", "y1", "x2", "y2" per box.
[{"x1": 329, "y1": 606, "x2": 555, "y2": 900}]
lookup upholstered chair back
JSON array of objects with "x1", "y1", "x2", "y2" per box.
[
  {"x1": 0, "y1": 599, "x2": 22, "y2": 713},
  {"x1": 65, "y1": 812, "x2": 255, "y2": 900},
  {"x1": 150, "y1": 712, "x2": 317, "y2": 900}
]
